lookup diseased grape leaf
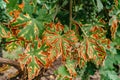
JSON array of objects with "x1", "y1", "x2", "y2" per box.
[
  {"x1": 0, "y1": 25, "x2": 11, "y2": 38},
  {"x1": 11, "y1": 14, "x2": 42, "y2": 41},
  {"x1": 16, "y1": 9, "x2": 52, "y2": 41},
  {"x1": 90, "y1": 26, "x2": 111, "y2": 49},
  {"x1": 4, "y1": 37, "x2": 23, "y2": 52},
  {"x1": 42, "y1": 22, "x2": 78, "y2": 63},
  {"x1": 109, "y1": 16, "x2": 118, "y2": 39},
  {"x1": 77, "y1": 26, "x2": 109, "y2": 67},
  {"x1": 78, "y1": 37, "x2": 106, "y2": 66},
  {"x1": 19, "y1": 40, "x2": 48, "y2": 79},
  {"x1": 5, "y1": 41, "x2": 20, "y2": 52}
]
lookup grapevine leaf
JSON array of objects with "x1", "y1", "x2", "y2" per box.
[
  {"x1": 42, "y1": 22, "x2": 78, "y2": 62},
  {"x1": 90, "y1": 26, "x2": 110, "y2": 49},
  {"x1": 6, "y1": 0, "x2": 18, "y2": 11},
  {"x1": 77, "y1": 26, "x2": 109, "y2": 67},
  {"x1": 23, "y1": 0, "x2": 34, "y2": 15},
  {"x1": 5, "y1": 41, "x2": 20, "y2": 52},
  {"x1": 78, "y1": 38, "x2": 106, "y2": 67},
  {"x1": 44, "y1": 47, "x2": 59, "y2": 67},
  {"x1": 19, "y1": 40, "x2": 48, "y2": 79},
  {"x1": 17, "y1": 15, "x2": 44, "y2": 41},
  {"x1": 5, "y1": 37, "x2": 22, "y2": 52},
  {"x1": 110, "y1": 17, "x2": 118, "y2": 39},
  {"x1": 16, "y1": 9, "x2": 52, "y2": 41},
  {"x1": 100, "y1": 70, "x2": 120, "y2": 80},
  {"x1": 0, "y1": 25, "x2": 11, "y2": 38},
  {"x1": 96, "y1": 0, "x2": 103, "y2": 12},
  {"x1": 57, "y1": 65, "x2": 70, "y2": 78},
  {"x1": 56, "y1": 60, "x2": 77, "y2": 79},
  {"x1": 0, "y1": 0, "x2": 6, "y2": 9},
  {"x1": 65, "y1": 59, "x2": 77, "y2": 77},
  {"x1": 56, "y1": 65, "x2": 73, "y2": 80}
]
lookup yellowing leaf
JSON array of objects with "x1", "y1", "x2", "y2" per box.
[
  {"x1": 19, "y1": 40, "x2": 48, "y2": 79},
  {"x1": 0, "y1": 25, "x2": 11, "y2": 38},
  {"x1": 90, "y1": 26, "x2": 110, "y2": 49},
  {"x1": 42, "y1": 22, "x2": 78, "y2": 63},
  {"x1": 16, "y1": 14, "x2": 45, "y2": 41},
  {"x1": 77, "y1": 38, "x2": 106, "y2": 67}
]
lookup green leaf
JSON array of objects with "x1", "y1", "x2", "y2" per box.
[
  {"x1": 65, "y1": 59, "x2": 77, "y2": 77},
  {"x1": 0, "y1": 0, "x2": 6, "y2": 9},
  {"x1": 103, "y1": 53, "x2": 115, "y2": 70},
  {"x1": 96, "y1": 0, "x2": 103, "y2": 12},
  {"x1": 0, "y1": 37, "x2": 1, "y2": 42},
  {"x1": 23, "y1": 0, "x2": 34, "y2": 15},
  {"x1": 116, "y1": 27, "x2": 120, "y2": 37},
  {"x1": 114, "y1": 53, "x2": 120, "y2": 64},
  {"x1": 56, "y1": 59, "x2": 77, "y2": 79},
  {"x1": 100, "y1": 70, "x2": 120, "y2": 80},
  {"x1": 57, "y1": 65, "x2": 70, "y2": 77},
  {"x1": 100, "y1": 50, "x2": 120, "y2": 80},
  {"x1": 118, "y1": 0, "x2": 120, "y2": 8},
  {"x1": 6, "y1": 0, "x2": 18, "y2": 11}
]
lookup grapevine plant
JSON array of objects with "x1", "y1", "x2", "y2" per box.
[{"x1": 0, "y1": 0, "x2": 120, "y2": 80}]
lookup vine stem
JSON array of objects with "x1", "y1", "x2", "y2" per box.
[
  {"x1": 72, "y1": 19, "x2": 88, "y2": 37},
  {"x1": 69, "y1": 0, "x2": 72, "y2": 30},
  {"x1": 0, "y1": 57, "x2": 22, "y2": 72}
]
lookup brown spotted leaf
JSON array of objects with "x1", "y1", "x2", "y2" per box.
[
  {"x1": 110, "y1": 17, "x2": 118, "y2": 39},
  {"x1": 19, "y1": 40, "x2": 48, "y2": 79},
  {"x1": 90, "y1": 26, "x2": 111, "y2": 49},
  {"x1": 16, "y1": 12, "x2": 51, "y2": 41},
  {"x1": 0, "y1": 25, "x2": 11, "y2": 38},
  {"x1": 42, "y1": 22, "x2": 78, "y2": 63},
  {"x1": 77, "y1": 26, "x2": 109, "y2": 67},
  {"x1": 73, "y1": 23, "x2": 108, "y2": 67},
  {"x1": 78, "y1": 37, "x2": 106, "y2": 67}
]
